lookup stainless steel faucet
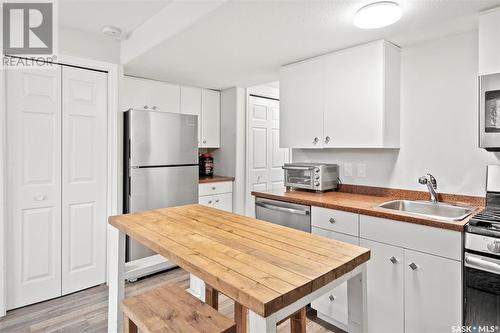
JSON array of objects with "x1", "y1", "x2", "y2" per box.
[{"x1": 418, "y1": 173, "x2": 438, "y2": 203}]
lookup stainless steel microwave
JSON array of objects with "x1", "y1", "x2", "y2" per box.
[
  {"x1": 282, "y1": 163, "x2": 339, "y2": 192},
  {"x1": 480, "y1": 73, "x2": 500, "y2": 151}
]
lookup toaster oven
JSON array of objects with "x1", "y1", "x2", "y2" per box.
[{"x1": 282, "y1": 163, "x2": 339, "y2": 192}]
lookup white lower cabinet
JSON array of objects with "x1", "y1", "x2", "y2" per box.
[
  {"x1": 311, "y1": 208, "x2": 462, "y2": 332},
  {"x1": 359, "y1": 239, "x2": 404, "y2": 333},
  {"x1": 198, "y1": 181, "x2": 233, "y2": 212},
  {"x1": 311, "y1": 226, "x2": 358, "y2": 331},
  {"x1": 404, "y1": 249, "x2": 462, "y2": 333}
]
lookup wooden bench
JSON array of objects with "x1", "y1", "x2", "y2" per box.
[
  {"x1": 121, "y1": 283, "x2": 236, "y2": 333},
  {"x1": 205, "y1": 285, "x2": 306, "y2": 333}
]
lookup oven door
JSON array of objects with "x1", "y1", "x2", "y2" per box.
[
  {"x1": 464, "y1": 252, "x2": 500, "y2": 328},
  {"x1": 283, "y1": 165, "x2": 315, "y2": 190}
]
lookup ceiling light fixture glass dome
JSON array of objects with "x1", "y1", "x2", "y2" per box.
[{"x1": 354, "y1": 1, "x2": 402, "y2": 29}]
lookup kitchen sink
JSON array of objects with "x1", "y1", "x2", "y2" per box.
[{"x1": 375, "y1": 200, "x2": 476, "y2": 221}]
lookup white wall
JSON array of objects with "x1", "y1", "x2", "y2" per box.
[
  {"x1": 212, "y1": 87, "x2": 247, "y2": 214},
  {"x1": 292, "y1": 31, "x2": 500, "y2": 196},
  {"x1": 59, "y1": 27, "x2": 120, "y2": 64}
]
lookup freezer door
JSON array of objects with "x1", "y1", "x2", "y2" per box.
[
  {"x1": 128, "y1": 110, "x2": 198, "y2": 166},
  {"x1": 127, "y1": 165, "x2": 198, "y2": 261}
]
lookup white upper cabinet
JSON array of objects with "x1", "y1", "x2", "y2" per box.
[
  {"x1": 180, "y1": 86, "x2": 202, "y2": 145},
  {"x1": 279, "y1": 40, "x2": 400, "y2": 148},
  {"x1": 280, "y1": 57, "x2": 325, "y2": 148},
  {"x1": 122, "y1": 76, "x2": 180, "y2": 113},
  {"x1": 479, "y1": 7, "x2": 500, "y2": 76},
  {"x1": 201, "y1": 89, "x2": 220, "y2": 148}
]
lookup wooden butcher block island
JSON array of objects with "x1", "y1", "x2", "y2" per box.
[{"x1": 107, "y1": 204, "x2": 371, "y2": 333}]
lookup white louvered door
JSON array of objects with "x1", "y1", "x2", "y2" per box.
[
  {"x1": 61, "y1": 67, "x2": 107, "y2": 295},
  {"x1": 6, "y1": 67, "x2": 63, "y2": 309}
]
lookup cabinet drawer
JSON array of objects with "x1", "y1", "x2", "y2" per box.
[
  {"x1": 359, "y1": 215, "x2": 462, "y2": 261},
  {"x1": 213, "y1": 193, "x2": 232, "y2": 212},
  {"x1": 312, "y1": 207, "x2": 359, "y2": 236},
  {"x1": 199, "y1": 181, "x2": 232, "y2": 196},
  {"x1": 198, "y1": 195, "x2": 214, "y2": 207}
]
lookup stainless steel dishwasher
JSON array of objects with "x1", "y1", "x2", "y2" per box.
[{"x1": 255, "y1": 197, "x2": 311, "y2": 232}]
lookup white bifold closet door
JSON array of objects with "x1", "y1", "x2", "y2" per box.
[
  {"x1": 6, "y1": 66, "x2": 107, "y2": 309},
  {"x1": 61, "y1": 66, "x2": 107, "y2": 295}
]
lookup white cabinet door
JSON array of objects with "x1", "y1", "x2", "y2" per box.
[
  {"x1": 213, "y1": 193, "x2": 233, "y2": 212},
  {"x1": 61, "y1": 67, "x2": 107, "y2": 295},
  {"x1": 199, "y1": 195, "x2": 214, "y2": 207},
  {"x1": 323, "y1": 41, "x2": 384, "y2": 148},
  {"x1": 122, "y1": 76, "x2": 180, "y2": 113},
  {"x1": 201, "y1": 89, "x2": 220, "y2": 148},
  {"x1": 360, "y1": 238, "x2": 404, "y2": 333},
  {"x1": 180, "y1": 86, "x2": 201, "y2": 145},
  {"x1": 404, "y1": 249, "x2": 462, "y2": 333},
  {"x1": 479, "y1": 8, "x2": 500, "y2": 76},
  {"x1": 6, "y1": 67, "x2": 62, "y2": 309},
  {"x1": 311, "y1": 227, "x2": 358, "y2": 330},
  {"x1": 280, "y1": 57, "x2": 324, "y2": 148}
]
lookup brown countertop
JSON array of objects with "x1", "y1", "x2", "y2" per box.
[
  {"x1": 252, "y1": 187, "x2": 484, "y2": 232},
  {"x1": 199, "y1": 175, "x2": 235, "y2": 184}
]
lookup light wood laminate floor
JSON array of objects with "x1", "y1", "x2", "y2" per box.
[{"x1": 0, "y1": 268, "x2": 343, "y2": 333}]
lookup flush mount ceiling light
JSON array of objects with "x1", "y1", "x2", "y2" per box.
[{"x1": 354, "y1": 1, "x2": 402, "y2": 29}]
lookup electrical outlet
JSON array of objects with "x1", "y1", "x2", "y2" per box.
[
  {"x1": 357, "y1": 163, "x2": 366, "y2": 178},
  {"x1": 344, "y1": 163, "x2": 353, "y2": 177}
]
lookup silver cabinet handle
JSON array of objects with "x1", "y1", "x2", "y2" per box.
[
  {"x1": 255, "y1": 202, "x2": 310, "y2": 216},
  {"x1": 325, "y1": 136, "x2": 331, "y2": 144},
  {"x1": 282, "y1": 166, "x2": 315, "y2": 171},
  {"x1": 144, "y1": 105, "x2": 149, "y2": 109},
  {"x1": 389, "y1": 256, "x2": 399, "y2": 264},
  {"x1": 208, "y1": 200, "x2": 212, "y2": 204},
  {"x1": 409, "y1": 262, "x2": 418, "y2": 270},
  {"x1": 34, "y1": 195, "x2": 47, "y2": 201},
  {"x1": 313, "y1": 137, "x2": 319, "y2": 144},
  {"x1": 328, "y1": 295, "x2": 335, "y2": 302},
  {"x1": 329, "y1": 217, "x2": 335, "y2": 224},
  {"x1": 212, "y1": 186, "x2": 216, "y2": 190},
  {"x1": 152, "y1": 106, "x2": 157, "y2": 110},
  {"x1": 203, "y1": 140, "x2": 207, "y2": 144}
]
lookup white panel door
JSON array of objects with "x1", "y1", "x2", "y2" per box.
[
  {"x1": 279, "y1": 57, "x2": 324, "y2": 148},
  {"x1": 180, "y1": 86, "x2": 201, "y2": 145},
  {"x1": 6, "y1": 67, "x2": 62, "y2": 309},
  {"x1": 246, "y1": 96, "x2": 289, "y2": 216},
  {"x1": 200, "y1": 89, "x2": 220, "y2": 148},
  {"x1": 404, "y1": 249, "x2": 462, "y2": 333},
  {"x1": 360, "y1": 238, "x2": 404, "y2": 333},
  {"x1": 61, "y1": 67, "x2": 107, "y2": 295}
]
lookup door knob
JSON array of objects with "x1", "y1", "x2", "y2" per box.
[
  {"x1": 152, "y1": 106, "x2": 157, "y2": 110},
  {"x1": 329, "y1": 217, "x2": 335, "y2": 224},
  {"x1": 389, "y1": 256, "x2": 399, "y2": 264},
  {"x1": 409, "y1": 262, "x2": 418, "y2": 270},
  {"x1": 328, "y1": 295, "x2": 335, "y2": 302},
  {"x1": 324, "y1": 136, "x2": 331, "y2": 144},
  {"x1": 144, "y1": 105, "x2": 149, "y2": 109}
]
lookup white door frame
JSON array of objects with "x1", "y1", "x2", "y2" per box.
[{"x1": 0, "y1": 55, "x2": 120, "y2": 317}]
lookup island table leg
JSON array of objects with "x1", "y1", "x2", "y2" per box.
[
  {"x1": 248, "y1": 310, "x2": 277, "y2": 333},
  {"x1": 347, "y1": 263, "x2": 368, "y2": 333},
  {"x1": 107, "y1": 227, "x2": 125, "y2": 333}
]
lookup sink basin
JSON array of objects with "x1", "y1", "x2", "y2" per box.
[{"x1": 375, "y1": 200, "x2": 475, "y2": 221}]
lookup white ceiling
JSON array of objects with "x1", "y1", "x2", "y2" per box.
[
  {"x1": 59, "y1": 0, "x2": 171, "y2": 37},
  {"x1": 60, "y1": 0, "x2": 500, "y2": 89}
]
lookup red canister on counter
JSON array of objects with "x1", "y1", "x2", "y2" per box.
[{"x1": 199, "y1": 153, "x2": 214, "y2": 176}]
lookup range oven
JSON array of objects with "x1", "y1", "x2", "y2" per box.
[{"x1": 464, "y1": 165, "x2": 500, "y2": 329}]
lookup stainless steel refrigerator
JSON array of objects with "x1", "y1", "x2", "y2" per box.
[{"x1": 124, "y1": 109, "x2": 198, "y2": 261}]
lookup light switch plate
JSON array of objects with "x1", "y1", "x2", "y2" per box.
[
  {"x1": 344, "y1": 163, "x2": 353, "y2": 177},
  {"x1": 357, "y1": 163, "x2": 366, "y2": 178}
]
